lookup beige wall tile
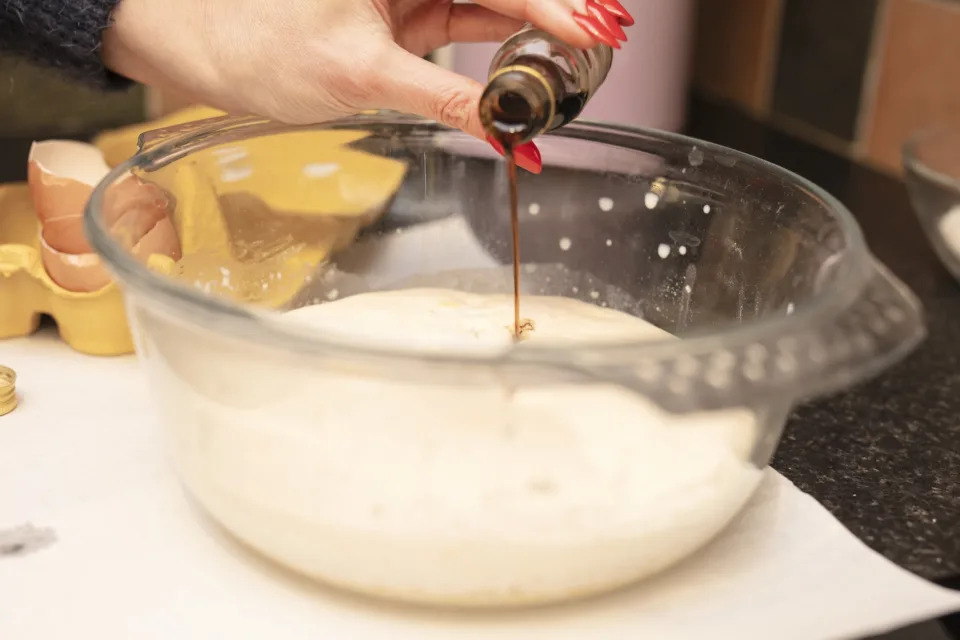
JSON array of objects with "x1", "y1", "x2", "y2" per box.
[{"x1": 862, "y1": 0, "x2": 960, "y2": 173}]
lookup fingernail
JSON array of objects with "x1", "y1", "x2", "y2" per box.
[
  {"x1": 486, "y1": 135, "x2": 505, "y2": 156},
  {"x1": 587, "y1": 0, "x2": 626, "y2": 41},
  {"x1": 486, "y1": 136, "x2": 542, "y2": 174},
  {"x1": 598, "y1": 0, "x2": 635, "y2": 26},
  {"x1": 572, "y1": 12, "x2": 621, "y2": 49},
  {"x1": 514, "y1": 141, "x2": 542, "y2": 174}
]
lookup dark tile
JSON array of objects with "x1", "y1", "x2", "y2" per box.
[
  {"x1": 772, "y1": 0, "x2": 879, "y2": 141},
  {"x1": 692, "y1": 0, "x2": 783, "y2": 111},
  {"x1": 0, "y1": 56, "x2": 144, "y2": 138},
  {"x1": 145, "y1": 86, "x2": 197, "y2": 119}
]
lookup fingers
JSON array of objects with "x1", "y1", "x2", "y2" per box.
[
  {"x1": 472, "y1": 0, "x2": 634, "y2": 49},
  {"x1": 472, "y1": 0, "x2": 595, "y2": 49},
  {"x1": 372, "y1": 47, "x2": 542, "y2": 173},
  {"x1": 595, "y1": 0, "x2": 634, "y2": 26},
  {"x1": 376, "y1": 47, "x2": 488, "y2": 139},
  {"x1": 447, "y1": 3, "x2": 525, "y2": 43}
]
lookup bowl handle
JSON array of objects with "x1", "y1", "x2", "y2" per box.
[
  {"x1": 541, "y1": 259, "x2": 926, "y2": 415},
  {"x1": 136, "y1": 111, "x2": 391, "y2": 155},
  {"x1": 135, "y1": 114, "x2": 267, "y2": 159}
]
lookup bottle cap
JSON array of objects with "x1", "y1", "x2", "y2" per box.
[{"x1": 0, "y1": 365, "x2": 17, "y2": 416}]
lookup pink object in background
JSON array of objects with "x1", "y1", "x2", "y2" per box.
[{"x1": 447, "y1": 0, "x2": 694, "y2": 132}]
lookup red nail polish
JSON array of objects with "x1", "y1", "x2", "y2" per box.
[
  {"x1": 587, "y1": 0, "x2": 626, "y2": 41},
  {"x1": 486, "y1": 135, "x2": 505, "y2": 156},
  {"x1": 514, "y1": 141, "x2": 542, "y2": 174},
  {"x1": 598, "y1": 0, "x2": 634, "y2": 26},
  {"x1": 572, "y1": 12, "x2": 621, "y2": 49},
  {"x1": 486, "y1": 136, "x2": 542, "y2": 174}
]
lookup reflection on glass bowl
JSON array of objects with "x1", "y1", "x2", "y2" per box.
[{"x1": 903, "y1": 125, "x2": 960, "y2": 283}]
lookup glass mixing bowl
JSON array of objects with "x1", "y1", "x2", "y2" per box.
[
  {"x1": 904, "y1": 126, "x2": 960, "y2": 283},
  {"x1": 85, "y1": 113, "x2": 924, "y2": 608}
]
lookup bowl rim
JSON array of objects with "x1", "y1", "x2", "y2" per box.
[
  {"x1": 902, "y1": 125, "x2": 960, "y2": 193},
  {"x1": 84, "y1": 113, "x2": 874, "y2": 367}
]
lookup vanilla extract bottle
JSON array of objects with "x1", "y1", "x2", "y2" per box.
[{"x1": 479, "y1": 25, "x2": 614, "y2": 147}]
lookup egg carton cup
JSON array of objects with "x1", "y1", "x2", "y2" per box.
[
  {"x1": 0, "y1": 107, "x2": 235, "y2": 356},
  {"x1": 0, "y1": 183, "x2": 134, "y2": 355}
]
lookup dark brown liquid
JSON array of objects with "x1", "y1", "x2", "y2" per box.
[
  {"x1": 502, "y1": 149, "x2": 535, "y2": 340},
  {"x1": 483, "y1": 78, "x2": 547, "y2": 339},
  {"x1": 506, "y1": 151, "x2": 521, "y2": 338}
]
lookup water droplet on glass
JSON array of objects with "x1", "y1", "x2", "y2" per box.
[
  {"x1": 302, "y1": 162, "x2": 340, "y2": 179},
  {"x1": 559, "y1": 237, "x2": 572, "y2": 251},
  {"x1": 657, "y1": 243, "x2": 671, "y2": 259},
  {"x1": 669, "y1": 230, "x2": 700, "y2": 247},
  {"x1": 598, "y1": 197, "x2": 614, "y2": 212},
  {"x1": 221, "y1": 166, "x2": 253, "y2": 183}
]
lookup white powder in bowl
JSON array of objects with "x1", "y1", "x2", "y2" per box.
[
  {"x1": 164, "y1": 289, "x2": 762, "y2": 607},
  {"x1": 938, "y1": 205, "x2": 960, "y2": 257}
]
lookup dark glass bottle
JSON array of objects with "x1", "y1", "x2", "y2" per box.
[{"x1": 479, "y1": 25, "x2": 614, "y2": 147}]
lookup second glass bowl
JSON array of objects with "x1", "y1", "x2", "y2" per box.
[{"x1": 904, "y1": 125, "x2": 960, "y2": 283}]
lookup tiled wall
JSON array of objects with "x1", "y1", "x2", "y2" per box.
[
  {"x1": 0, "y1": 57, "x2": 144, "y2": 137},
  {"x1": 692, "y1": 0, "x2": 960, "y2": 174}
]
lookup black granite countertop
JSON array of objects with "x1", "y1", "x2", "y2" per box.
[
  {"x1": 687, "y1": 97, "x2": 960, "y2": 583},
  {"x1": 687, "y1": 97, "x2": 960, "y2": 639},
  {"x1": 1, "y1": 100, "x2": 957, "y2": 638}
]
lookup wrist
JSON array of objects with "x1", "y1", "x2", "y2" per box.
[{"x1": 101, "y1": 0, "x2": 219, "y2": 101}]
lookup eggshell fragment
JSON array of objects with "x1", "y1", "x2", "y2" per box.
[
  {"x1": 28, "y1": 140, "x2": 111, "y2": 225},
  {"x1": 26, "y1": 140, "x2": 182, "y2": 292},
  {"x1": 39, "y1": 203, "x2": 181, "y2": 293},
  {"x1": 38, "y1": 233, "x2": 111, "y2": 293}
]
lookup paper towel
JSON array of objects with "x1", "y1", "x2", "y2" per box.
[{"x1": 1, "y1": 332, "x2": 959, "y2": 640}]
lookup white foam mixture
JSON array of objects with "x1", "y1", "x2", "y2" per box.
[
  {"x1": 938, "y1": 205, "x2": 960, "y2": 257},
  {"x1": 164, "y1": 289, "x2": 762, "y2": 607}
]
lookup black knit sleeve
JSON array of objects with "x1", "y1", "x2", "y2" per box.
[{"x1": 0, "y1": 0, "x2": 133, "y2": 91}]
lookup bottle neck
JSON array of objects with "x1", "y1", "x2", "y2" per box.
[
  {"x1": 480, "y1": 27, "x2": 614, "y2": 145},
  {"x1": 479, "y1": 65, "x2": 556, "y2": 147}
]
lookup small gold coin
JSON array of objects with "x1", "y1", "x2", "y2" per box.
[{"x1": 0, "y1": 366, "x2": 17, "y2": 417}]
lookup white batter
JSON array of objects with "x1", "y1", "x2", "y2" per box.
[
  {"x1": 161, "y1": 289, "x2": 762, "y2": 607},
  {"x1": 283, "y1": 287, "x2": 682, "y2": 354}
]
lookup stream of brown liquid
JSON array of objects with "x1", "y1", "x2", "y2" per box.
[
  {"x1": 506, "y1": 151, "x2": 521, "y2": 338},
  {"x1": 484, "y1": 90, "x2": 538, "y2": 339}
]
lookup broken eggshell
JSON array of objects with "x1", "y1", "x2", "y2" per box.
[
  {"x1": 27, "y1": 140, "x2": 110, "y2": 254},
  {"x1": 27, "y1": 140, "x2": 181, "y2": 292}
]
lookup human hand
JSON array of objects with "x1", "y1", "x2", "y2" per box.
[{"x1": 102, "y1": 0, "x2": 634, "y2": 171}]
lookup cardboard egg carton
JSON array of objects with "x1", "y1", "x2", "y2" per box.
[
  {"x1": 0, "y1": 183, "x2": 133, "y2": 355},
  {"x1": 1, "y1": 106, "x2": 409, "y2": 356},
  {"x1": 0, "y1": 107, "x2": 221, "y2": 355}
]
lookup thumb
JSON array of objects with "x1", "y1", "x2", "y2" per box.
[{"x1": 375, "y1": 48, "x2": 487, "y2": 140}]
